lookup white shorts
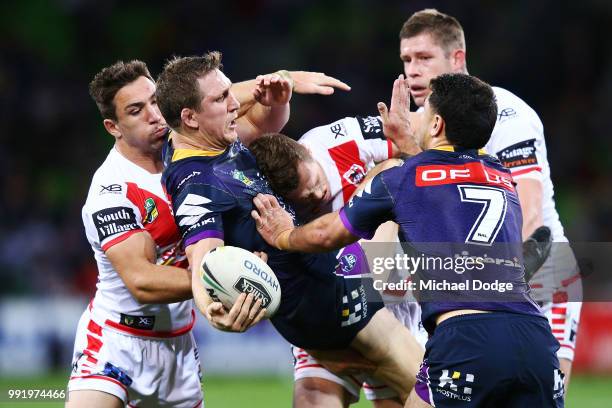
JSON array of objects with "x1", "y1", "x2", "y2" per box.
[
  {"x1": 292, "y1": 346, "x2": 397, "y2": 402},
  {"x1": 542, "y1": 301, "x2": 582, "y2": 362},
  {"x1": 68, "y1": 309, "x2": 203, "y2": 407},
  {"x1": 292, "y1": 301, "x2": 427, "y2": 402}
]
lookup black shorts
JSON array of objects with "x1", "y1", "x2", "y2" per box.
[
  {"x1": 271, "y1": 244, "x2": 383, "y2": 350},
  {"x1": 414, "y1": 312, "x2": 564, "y2": 407}
]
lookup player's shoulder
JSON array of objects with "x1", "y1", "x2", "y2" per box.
[
  {"x1": 83, "y1": 149, "x2": 131, "y2": 209},
  {"x1": 492, "y1": 86, "x2": 542, "y2": 127},
  {"x1": 299, "y1": 115, "x2": 383, "y2": 146}
]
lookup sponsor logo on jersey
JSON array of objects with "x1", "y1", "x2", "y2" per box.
[
  {"x1": 119, "y1": 313, "x2": 155, "y2": 330},
  {"x1": 176, "y1": 193, "x2": 212, "y2": 227},
  {"x1": 436, "y1": 369, "x2": 475, "y2": 402},
  {"x1": 93, "y1": 206, "x2": 139, "y2": 241},
  {"x1": 416, "y1": 162, "x2": 515, "y2": 191},
  {"x1": 143, "y1": 197, "x2": 159, "y2": 224},
  {"x1": 356, "y1": 116, "x2": 383, "y2": 139},
  {"x1": 233, "y1": 277, "x2": 272, "y2": 307},
  {"x1": 343, "y1": 163, "x2": 366, "y2": 186},
  {"x1": 496, "y1": 139, "x2": 538, "y2": 169},
  {"x1": 497, "y1": 107, "x2": 517, "y2": 123},
  {"x1": 232, "y1": 169, "x2": 254, "y2": 186},
  {"x1": 330, "y1": 121, "x2": 347, "y2": 139},
  {"x1": 553, "y1": 369, "x2": 565, "y2": 399},
  {"x1": 99, "y1": 184, "x2": 122, "y2": 194},
  {"x1": 177, "y1": 171, "x2": 201, "y2": 190}
]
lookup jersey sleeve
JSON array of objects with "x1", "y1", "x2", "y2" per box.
[
  {"x1": 82, "y1": 182, "x2": 145, "y2": 252},
  {"x1": 339, "y1": 169, "x2": 395, "y2": 240},
  {"x1": 172, "y1": 181, "x2": 236, "y2": 247},
  {"x1": 488, "y1": 90, "x2": 546, "y2": 181},
  {"x1": 354, "y1": 116, "x2": 392, "y2": 163}
]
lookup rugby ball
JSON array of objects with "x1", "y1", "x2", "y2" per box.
[{"x1": 200, "y1": 246, "x2": 281, "y2": 318}]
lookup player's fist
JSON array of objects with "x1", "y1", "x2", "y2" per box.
[{"x1": 253, "y1": 73, "x2": 293, "y2": 106}]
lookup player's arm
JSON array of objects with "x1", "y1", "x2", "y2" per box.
[
  {"x1": 234, "y1": 71, "x2": 350, "y2": 146},
  {"x1": 186, "y1": 237, "x2": 265, "y2": 332},
  {"x1": 236, "y1": 72, "x2": 292, "y2": 146},
  {"x1": 105, "y1": 231, "x2": 192, "y2": 304},
  {"x1": 252, "y1": 197, "x2": 358, "y2": 252},
  {"x1": 515, "y1": 177, "x2": 544, "y2": 240},
  {"x1": 252, "y1": 170, "x2": 396, "y2": 252}
]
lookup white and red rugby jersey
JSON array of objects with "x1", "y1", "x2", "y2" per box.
[
  {"x1": 82, "y1": 147, "x2": 193, "y2": 337},
  {"x1": 486, "y1": 87, "x2": 579, "y2": 301},
  {"x1": 299, "y1": 116, "x2": 393, "y2": 210}
]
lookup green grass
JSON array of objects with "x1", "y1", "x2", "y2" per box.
[{"x1": 0, "y1": 372, "x2": 610, "y2": 407}]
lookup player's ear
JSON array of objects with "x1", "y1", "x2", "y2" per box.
[
  {"x1": 103, "y1": 119, "x2": 122, "y2": 139},
  {"x1": 451, "y1": 49, "x2": 466, "y2": 73},
  {"x1": 181, "y1": 108, "x2": 199, "y2": 130},
  {"x1": 430, "y1": 114, "x2": 444, "y2": 138}
]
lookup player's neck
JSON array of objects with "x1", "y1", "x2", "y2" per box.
[
  {"x1": 172, "y1": 129, "x2": 228, "y2": 153},
  {"x1": 427, "y1": 136, "x2": 452, "y2": 151},
  {"x1": 115, "y1": 143, "x2": 163, "y2": 174}
]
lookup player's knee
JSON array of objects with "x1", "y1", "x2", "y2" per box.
[{"x1": 293, "y1": 378, "x2": 351, "y2": 408}]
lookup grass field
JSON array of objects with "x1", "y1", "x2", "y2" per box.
[{"x1": 0, "y1": 373, "x2": 610, "y2": 407}]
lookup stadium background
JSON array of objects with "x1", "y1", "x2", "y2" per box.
[{"x1": 0, "y1": 0, "x2": 611, "y2": 406}]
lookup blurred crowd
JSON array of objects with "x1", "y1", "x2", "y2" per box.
[{"x1": 1, "y1": 0, "x2": 611, "y2": 296}]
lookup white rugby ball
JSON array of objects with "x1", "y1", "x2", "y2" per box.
[{"x1": 200, "y1": 246, "x2": 281, "y2": 318}]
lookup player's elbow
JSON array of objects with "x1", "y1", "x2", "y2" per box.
[{"x1": 125, "y1": 274, "x2": 158, "y2": 304}]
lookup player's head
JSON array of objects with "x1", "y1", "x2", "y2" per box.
[
  {"x1": 156, "y1": 52, "x2": 240, "y2": 148},
  {"x1": 89, "y1": 60, "x2": 167, "y2": 155},
  {"x1": 415, "y1": 73, "x2": 497, "y2": 150},
  {"x1": 249, "y1": 133, "x2": 331, "y2": 216},
  {"x1": 399, "y1": 9, "x2": 467, "y2": 107}
]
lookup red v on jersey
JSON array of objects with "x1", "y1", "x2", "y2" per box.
[
  {"x1": 125, "y1": 182, "x2": 181, "y2": 247},
  {"x1": 328, "y1": 141, "x2": 367, "y2": 203}
]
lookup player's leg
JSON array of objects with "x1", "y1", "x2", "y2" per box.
[
  {"x1": 66, "y1": 390, "x2": 123, "y2": 408},
  {"x1": 292, "y1": 346, "x2": 360, "y2": 408},
  {"x1": 543, "y1": 299, "x2": 582, "y2": 392},
  {"x1": 294, "y1": 378, "x2": 355, "y2": 408},
  {"x1": 67, "y1": 310, "x2": 131, "y2": 406},
  {"x1": 349, "y1": 308, "x2": 424, "y2": 402}
]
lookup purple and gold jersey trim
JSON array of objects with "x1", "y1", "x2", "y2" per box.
[
  {"x1": 185, "y1": 230, "x2": 225, "y2": 247},
  {"x1": 339, "y1": 208, "x2": 374, "y2": 240}
]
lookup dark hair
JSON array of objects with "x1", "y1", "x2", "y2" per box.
[
  {"x1": 89, "y1": 60, "x2": 153, "y2": 120},
  {"x1": 428, "y1": 73, "x2": 497, "y2": 149},
  {"x1": 399, "y1": 8, "x2": 465, "y2": 55},
  {"x1": 156, "y1": 52, "x2": 223, "y2": 130},
  {"x1": 249, "y1": 133, "x2": 313, "y2": 196}
]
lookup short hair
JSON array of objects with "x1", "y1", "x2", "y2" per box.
[
  {"x1": 399, "y1": 9, "x2": 465, "y2": 55},
  {"x1": 249, "y1": 133, "x2": 313, "y2": 197},
  {"x1": 156, "y1": 52, "x2": 223, "y2": 130},
  {"x1": 428, "y1": 73, "x2": 497, "y2": 149},
  {"x1": 89, "y1": 60, "x2": 153, "y2": 121}
]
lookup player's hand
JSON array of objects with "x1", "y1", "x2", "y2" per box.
[
  {"x1": 253, "y1": 251, "x2": 269, "y2": 263},
  {"x1": 523, "y1": 225, "x2": 552, "y2": 281},
  {"x1": 289, "y1": 71, "x2": 351, "y2": 95},
  {"x1": 253, "y1": 73, "x2": 293, "y2": 107},
  {"x1": 251, "y1": 193, "x2": 295, "y2": 249},
  {"x1": 206, "y1": 293, "x2": 266, "y2": 332},
  {"x1": 377, "y1": 74, "x2": 420, "y2": 155}
]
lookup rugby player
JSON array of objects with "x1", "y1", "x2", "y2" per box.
[
  {"x1": 68, "y1": 59, "x2": 345, "y2": 407},
  {"x1": 157, "y1": 52, "x2": 421, "y2": 403},
  {"x1": 249, "y1": 76, "x2": 424, "y2": 407},
  {"x1": 395, "y1": 9, "x2": 581, "y2": 389},
  {"x1": 252, "y1": 73, "x2": 564, "y2": 407}
]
